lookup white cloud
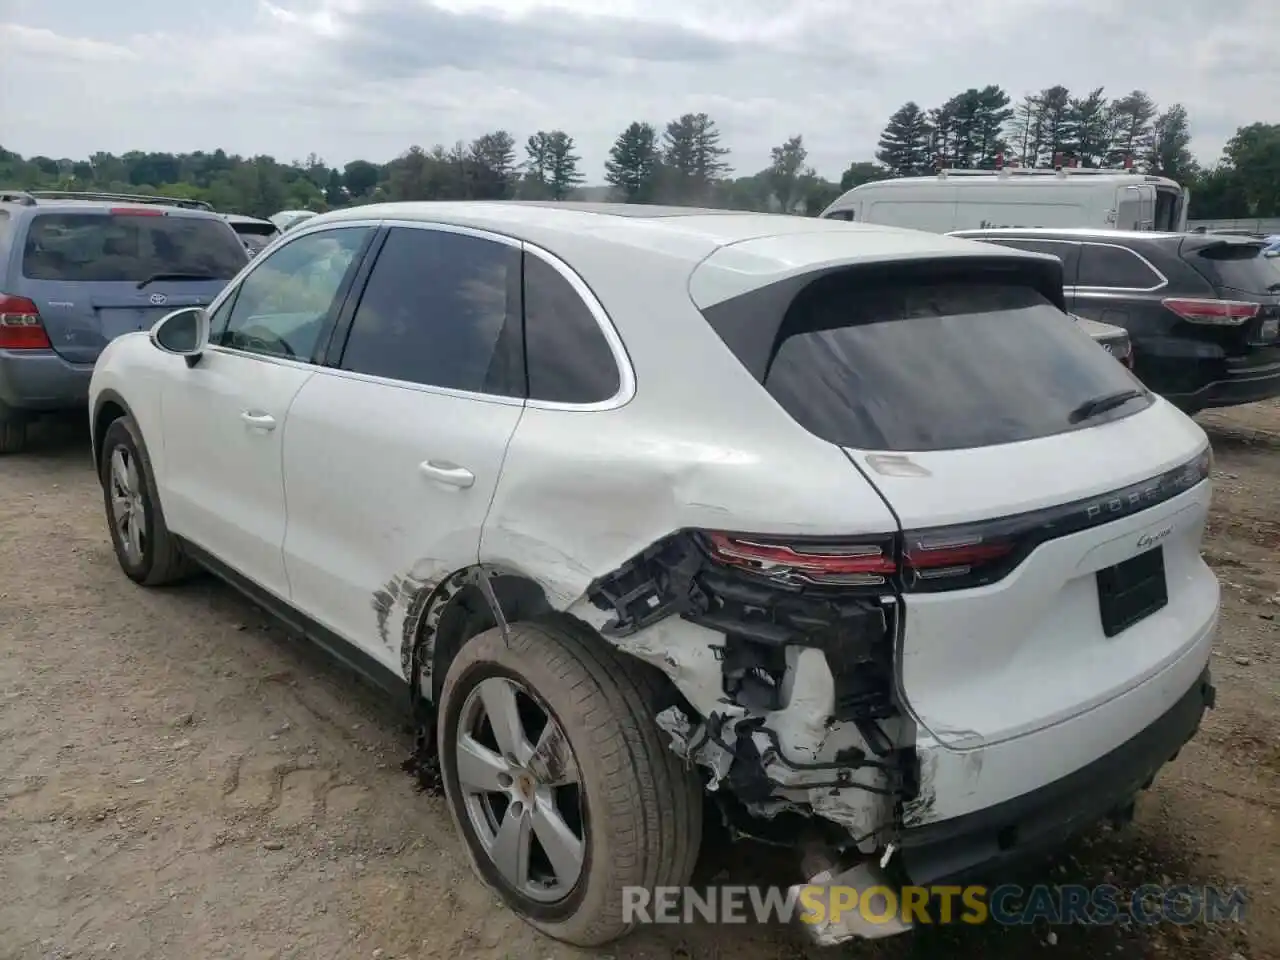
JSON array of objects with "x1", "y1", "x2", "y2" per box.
[{"x1": 0, "y1": 0, "x2": 1275, "y2": 179}]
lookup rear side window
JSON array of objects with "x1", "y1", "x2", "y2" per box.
[
  {"x1": 1077, "y1": 244, "x2": 1162, "y2": 289},
  {"x1": 21, "y1": 212, "x2": 248, "y2": 282},
  {"x1": 339, "y1": 227, "x2": 523, "y2": 397},
  {"x1": 1190, "y1": 243, "x2": 1280, "y2": 294},
  {"x1": 523, "y1": 253, "x2": 620, "y2": 404},
  {"x1": 762, "y1": 279, "x2": 1148, "y2": 452}
]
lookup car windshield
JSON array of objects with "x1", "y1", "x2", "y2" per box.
[{"x1": 22, "y1": 212, "x2": 248, "y2": 282}]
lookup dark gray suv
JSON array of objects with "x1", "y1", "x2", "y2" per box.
[
  {"x1": 0, "y1": 190, "x2": 248, "y2": 452},
  {"x1": 952, "y1": 227, "x2": 1280, "y2": 413}
]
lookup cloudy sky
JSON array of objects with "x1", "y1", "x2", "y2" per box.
[{"x1": 1, "y1": 0, "x2": 1275, "y2": 181}]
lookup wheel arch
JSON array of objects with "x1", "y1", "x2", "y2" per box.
[{"x1": 91, "y1": 388, "x2": 135, "y2": 477}]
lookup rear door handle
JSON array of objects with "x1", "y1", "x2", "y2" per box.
[
  {"x1": 240, "y1": 411, "x2": 277, "y2": 431},
  {"x1": 419, "y1": 460, "x2": 474, "y2": 488}
]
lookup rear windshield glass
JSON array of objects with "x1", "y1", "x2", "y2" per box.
[
  {"x1": 763, "y1": 279, "x2": 1148, "y2": 452},
  {"x1": 232, "y1": 221, "x2": 279, "y2": 238},
  {"x1": 1191, "y1": 243, "x2": 1280, "y2": 294},
  {"x1": 22, "y1": 213, "x2": 248, "y2": 282}
]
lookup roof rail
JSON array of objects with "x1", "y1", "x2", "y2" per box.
[
  {"x1": 936, "y1": 167, "x2": 1139, "y2": 178},
  {"x1": 26, "y1": 190, "x2": 214, "y2": 211},
  {"x1": 0, "y1": 189, "x2": 37, "y2": 206}
]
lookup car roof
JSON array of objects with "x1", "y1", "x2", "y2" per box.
[
  {"x1": 311, "y1": 200, "x2": 1043, "y2": 279},
  {"x1": 0, "y1": 197, "x2": 224, "y2": 219}
]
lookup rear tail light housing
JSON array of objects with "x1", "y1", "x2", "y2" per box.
[
  {"x1": 1162, "y1": 298, "x2": 1260, "y2": 326},
  {"x1": 0, "y1": 294, "x2": 52, "y2": 349},
  {"x1": 698, "y1": 447, "x2": 1212, "y2": 595}
]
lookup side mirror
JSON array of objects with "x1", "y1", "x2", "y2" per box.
[{"x1": 149, "y1": 306, "x2": 209, "y2": 365}]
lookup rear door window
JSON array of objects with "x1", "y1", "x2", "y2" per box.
[
  {"x1": 1189, "y1": 243, "x2": 1280, "y2": 295},
  {"x1": 1077, "y1": 243, "x2": 1162, "y2": 289},
  {"x1": 21, "y1": 212, "x2": 248, "y2": 282},
  {"x1": 762, "y1": 278, "x2": 1149, "y2": 451}
]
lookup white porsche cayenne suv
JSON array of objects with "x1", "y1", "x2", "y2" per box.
[{"x1": 89, "y1": 202, "x2": 1219, "y2": 947}]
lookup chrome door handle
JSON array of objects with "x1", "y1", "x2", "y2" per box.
[
  {"x1": 240, "y1": 411, "x2": 277, "y2": 431},
  {"x1": 419, "y1": 460, "x2": 474, "y2": 488}
]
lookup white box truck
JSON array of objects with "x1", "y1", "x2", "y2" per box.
[{"x1": 821, "y1": 167, "x2": 1190, "y2": 234}]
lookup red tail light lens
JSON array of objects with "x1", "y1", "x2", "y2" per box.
[
  {"x1": 0, "y1": 294, "x2": 51, "y2": 349},
  {"x1": 904, "y1": 535, "x2": 1016, "y2": 588},
  {"x1": 1162, "y1": 298, "x2": 1260, "y2": 326},
  {"x1": 703, "y1": 532, "x2": 896, "y2": 586}
]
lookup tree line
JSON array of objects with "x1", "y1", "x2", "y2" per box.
[{"x1": 2, "y1": 90, "x2": 1276, "y2": 222}]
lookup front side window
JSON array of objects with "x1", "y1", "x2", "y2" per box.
[
  {"x1": 212, "y1": 225, "x2": 372, "y2": 360},
  {"x1": 338, "y1": 227, "x2": 522, "y2": 397}
]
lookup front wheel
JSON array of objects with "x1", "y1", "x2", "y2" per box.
[
  {"x1": 99, "y1": 416, "x2": 195, "y2": 585},
  {"x1": 437, "y1": 617, "x2": 703, "y2": 947}
]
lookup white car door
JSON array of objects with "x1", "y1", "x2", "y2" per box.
[
  {"x1": 280, "y1": 223, "x2": 526, "y2": 676},
  {"x1": 159, "y1": 223, "x2": 377, "y2": 599}
]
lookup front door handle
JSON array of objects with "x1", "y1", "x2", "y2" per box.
[
  {"x1": 419, "y1": 460, "x2": 475, "y2": 488},
  {"x1": 240, "y1": 410, "x2": 277, "y2": 431}
]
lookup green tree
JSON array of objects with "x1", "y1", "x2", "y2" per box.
[
  {"x1": 1146, "y1": 104, "x2": 1197, "y2": 179},
  {"x1": 469, "y1": 131, "x2": 517, "y2": 199},
  {"x1": 605, "y1": 121, "x2": 660, "y2": 202},
  {"x1": 876, "y1": 102, "x2": 933, "y2": 176},
  {"x1": 1222, "y1": 122, "x2": 1280, "y2": 216},
  {"x1": 343, "y1": 160, "x2": 381, "y2": 199},
  {"x1": 766, "y1": 134, "x2": 810, "y2": 212},
  {"x1": 840, "y1": 161, "x2": 891, "y2": 191},
  {"x1": 1105, "y1": 90, "x2": 1157, "y2": 167},
  {"x1": 1064, "y1": 87, "x2": 1110, "y2": 167},
  {"x1": 662, "y1": 113, "x2": 732, "y2": 202},
  {"x1": 545, "y1": 131, "x2": 584, "y2": 200}
]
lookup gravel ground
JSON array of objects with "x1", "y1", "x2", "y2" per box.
[{"x1": 0, "y1": 401, "x2": 1276, "y2": 960}]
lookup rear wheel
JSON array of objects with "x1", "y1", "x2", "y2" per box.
[
  {"x1": 437, "y1": 617, "x2": 703, "y2": 946},
  {"x1": 99, "y1": 416, "x2": 195, "y2": 585}
]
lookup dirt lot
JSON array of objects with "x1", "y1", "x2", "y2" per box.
[{"x1": 1, "y1": 402, "x2": 1276, "y2": 960}]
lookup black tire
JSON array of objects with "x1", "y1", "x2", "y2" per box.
[
  {"x1": 99, "y1": 415, "x2": 196, "y2": 586},
  {"x1": 0, "y1": 405, "x2": 28, "y2": 455},
  {"x1": 438, "y1": 616, "x2": 703, "y2": 947}
]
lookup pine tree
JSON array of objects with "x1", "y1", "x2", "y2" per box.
[
  {"x1": 544, "y1": 131, "x2": 584, "y2": 200},
  {"x1": 469, "y1": 131, "x2": 516, "y2": 199},
  {"x1": 1105, "y1": 90, "x2": 1157, "y2": 168},
  {"x1": 1146, "y1": 105, "x2": 1196, "y2": 179},
  {"x1": 662, "y1": 113, "x2": 731, "y2": 202},
  {"x1": 604, "y1": 122, "x2": 660, "y2": 202},
  {"x1": 875, "y1": 102, "x2": 933, "y2": 176}
]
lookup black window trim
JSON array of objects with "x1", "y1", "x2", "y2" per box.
[
  {"x1": 1074, "y1": 241, "x2": 1168, "y2": 294},
  {"x1": 203, "y1": 219, "x2": 382, "y2": 370},
  {"x1": 320, "y1": 219, "x2": 636, "y2": 411}
]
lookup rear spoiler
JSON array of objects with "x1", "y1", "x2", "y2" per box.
[{"x1": 1179, "y1": 235, "x2": 1267, "y2": 256}]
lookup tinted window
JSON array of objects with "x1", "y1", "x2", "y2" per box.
[
  {"x1": 1077, "y1": 244, "x2": 1161, "y2": 289},
  {"x1": 763, "y1": 279, "x2": 1148, "y2": 452},
  {"x1": 21, "y1": 212, "x2": 247, "y2": 282},
  {"x1": 340, "y1": 227, "x2": 522, "y2": 396},
  {"x1": 1191, "y1": 243, "x2": 1280, "y2": 294},
  {"x1": 524, "y1": 253, "x2": 620, "y2": 404},
  {"x1": 214, "y1": 226, "x2": 371, "y2": 360},
  {"x1": 982, "y1": 238, "x2": 1080, "y2": 280}
]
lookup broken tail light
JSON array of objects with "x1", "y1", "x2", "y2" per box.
[
  {"x1": 703, "y1": 532, "x2": 896, "y2": 588},
  {"x1": 0, "y1": 294, "x2": 52, "y2": 349}
]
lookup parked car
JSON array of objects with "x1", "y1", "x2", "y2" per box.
[
  {"x1": 89, "y1": 204, "x2": 1218, "y2": 947},
  {"x1": 1075, "y1": 314, "x2": 1133, "y2": 366},
  {"x1": 223, "y1": 213, "x2": 281, "y2": 258},
  {"x1": 0, "y1": 189, "x2": 249, "y2": 453},
  {"x1": 952, "y1": 227, "x2": 1280, "y2": 412},
  {"x1": 269, "y1": 209, "x2": 318, "y2": 232},
  {"x1": 821, "y1": 167, "x2": 1189, "y2": 233}
]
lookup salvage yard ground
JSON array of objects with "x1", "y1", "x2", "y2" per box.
[{"x1": 1, "y1": 402, "x2": 1277, "y2": 960}]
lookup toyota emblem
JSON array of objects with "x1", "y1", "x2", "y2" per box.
[{"x1": 149, "y1": 293, "x2": 167, "y2": 306}]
